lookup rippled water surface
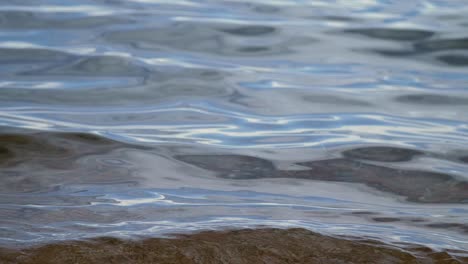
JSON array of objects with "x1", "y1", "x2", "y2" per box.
[{"x1": 0, "y1": 0, "x2": 468, "y2": 256}]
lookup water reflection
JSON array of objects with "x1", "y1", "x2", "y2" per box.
[
  {"x1": 0, "y1": 11, "x2": 130, "y2": 29},
  {"x1": 357, "y1": 34, "x2": 468, "y2": 66},
  {"x1": 0, "y1": 129, "x2": 467, "y2": 251},
  {"x1": 104, "y1": 21, "x2": 317, "y2": 57},
  {"x1": 43, "y1": 55, "x2": 148, "y2": 76},
  {"x1": 0, "y1": 48, "x2": 72, "y2": 63},
  {"x1": 344, "y1": 28, "x2": 434, "y2": 41},
  {"x1": 0, "y1": 0, "x2": 467, "y2": 256}
]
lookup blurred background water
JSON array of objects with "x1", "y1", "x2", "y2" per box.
[{"x1": 0, "y1": 0, "x2": 467, "y2": 253}]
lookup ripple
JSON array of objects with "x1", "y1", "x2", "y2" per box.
[
  {"x1": 437, "y1": 54, "x2": 468, "y2": 66},
  {"x1": 219, "y1": 25, "x2": 276, "y2": 36},
  {"x1": 1, "y1": 105, "x2": 467, "y2": 149},
  {"x1": 40, "y1": 55, "x2": 148, "y2": 76},
  {"x1": 103, "y1": 22, "x2": 314, "y2": 56},
  {"x1": 344, "y1": 28, "x2": 434, "y2": 41},
  {"x1": 414, "y1": 37, "x2": 468, "y2": 53},
  {"x1": 0, "y1": 48, "x2": 72, "y2": 63},
  {"x1": 176, "y1": 154, "x2": 275, "y2": 179},
  {"x1": 0, "y1": 68, "x2": 232, "y2": 106},
  {"x1": 0, "y1": 11, "x2": 130, "y2": 29},
  {"x1": 342, "y1": 146, "x2": 423, "y2": 162},
  {"x1": 302, "y1": 94, "x2": 371, "y2": 106},
  {"x1": 364, "y1": 35, "x2": 468, "y2": 67},
  {"x1": 395, "y1": 94, "x2": 468, "y2": 105}
]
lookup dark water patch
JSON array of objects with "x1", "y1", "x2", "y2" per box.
[
  {"x1": 370, "y1": 48, "x2": 416, "y2": 57},
  {"x1": 344, "y1": 28, "x2": 434, "y2": 41},
  {"x1": 395, "y1": 94, "x2": 468, "y2": 105},
  {"x1": 176, "y1": 154, "x2": 468, "y2": 203},
  {"x1": 176, "y1": 154, "x2": 275, "y2": 180},
  {"x1": 410, "y1": 219, "x2": 426, "y2": 223},
  {"x1": 342, "y1": 146, "x2": 423, "y2": 162},
  {"x1": 295, "y1": 159, "x2": 467, "y2": 203},
  {"x1": 237, "y1": 46, "x2": 270, "y2": 53},
  {"x1": 0, "y1": 11, "x2": 129, "y2": 29},
  {"x1": 0, "y1": 67, "x2": 232, "y2": 106},
  {"x1": 153, "y1": 83, "x2": 232, "y2": 99},
  {"x1": 250, "y1": 4, "x2": 279, "y2": 14},
  {"x1": 302, "y1": 94, "x2": 371, "y2": 106},
  {"x1": 437, "y1": 54, "x2": 468, "y2": 66},
  {"x1": 230, "y1": 2, "x2": 279, "y2": 14},
  {"x1": 0, "y1": 48, "x2": 73, "y2": 64},
  {"x1": 372, "y1": 217, "x2": 401, "y2": 223},
  {"x1": 349, "y1": 212, "x2": 468, "y2": 236},
  {"x1": 104, "y1": 23, "x2": 313, "y2": 56},
  {"x1": 306, "y1": 15, "x2": 361, "y2": 22},
  {"x1": 351, "y1": 211, "x2": 379, "y2": 215},
  {"x1": 1, "y1": 228, "x2": 465, "y2": 264},
  {"x1": 0, "y1": 146, "x2": 13, "y2": 163},
  {"x1": 426, "y1": 223, "x2": 468, "y2": 234},
  {"x1": 322, "y1": 16, "x2": 360, "y2": 22},
  {"x1": 0, "y1": 83, "x2": 230, "y2": 106},
  {"x1": 149, "y1": 68, "x2": 228, "y2": 82},
  {"x1": 63, "y1": 133, "x2": 112, "y2": 143},
  {"x1": 414, "y1": 37, "x2": 468, "y2": 53},
  {"x1": 219, "y1": 25, "x2": 276, "y2": 36},
  {"x1": 37, "y1": 55, "x2": 148, "y2": 76},
  {"x1": 368, "y1": 37, "x2": 468, "y2": 58},
  {"x1": 460, "y1": 156, "x2": 468, "y2": 164},
  {"x1": 353, "y1": 35, "x2": 468, "y2": 67}
]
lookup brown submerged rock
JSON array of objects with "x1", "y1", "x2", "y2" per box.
[
  {"x1": 176, "y1": 154, "x2": 468, "y2": 203},
  {"x1": 1, "y1": 228, "x2": 466, "y2": 264},
  {"x1": 295, "y1": 158, "x2": 468, "y2": 203},
  {"x1": 0, "y1": 129, "x2": 146, "y2": 193},
  {"x1": 0, "y1": 131, "x2": 119, "y2": 169}
]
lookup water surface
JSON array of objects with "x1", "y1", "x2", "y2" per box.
[{"x1": 0, "y1": 0, "x2": 468, "y2": 259}]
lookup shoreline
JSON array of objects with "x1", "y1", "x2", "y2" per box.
[{"x1": 1, "y1": 228, "x2": 466, "y2": 264}]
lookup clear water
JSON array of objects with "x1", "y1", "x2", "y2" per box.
[{"x1": 0, "y1": 0, "x2": 467, "y2": 252}]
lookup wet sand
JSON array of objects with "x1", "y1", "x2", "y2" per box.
[{"x1": 1, "y1": 228, "x2": 467, "y2": 264}]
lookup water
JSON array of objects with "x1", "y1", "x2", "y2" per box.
[{"x1": 0, "y1": 0, "x2": 467, "y2": 257}]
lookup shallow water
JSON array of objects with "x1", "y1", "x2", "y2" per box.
[
  {"x1": 0, "y1": 0, "x2": 467, "y2": 257},
  {"x1": 2, "y1": 228, "x2": 468, "y2": 264}
]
